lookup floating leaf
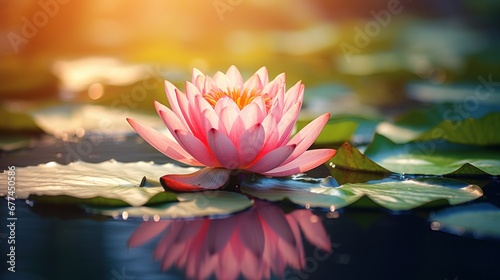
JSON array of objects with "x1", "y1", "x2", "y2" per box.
[
  {"x1": 297, "y1": 115, "x2": 381, "y2": 145},
  {"x1": 241, "y1": 176, "x2": 482, "y2": 211},
  {"x1": 365, "y1": 134, "x2": 500, "y2": 175},
  {"x1": 0, "y1": 105, "x2": 42, "y2": 132},
  {"x1": 406, "y1": 82, "x2": 500, "y2": 106},
  {"x1": 416, "y1": 113, "x2": 500, "y2": 146},
  {"x1": 430, "y1": 203, "x2": 500, "y2": 239},
  {"x1": 0, "y1": 161, "x2": 200, "y2": 207},
  {"x1": 377, "y1": 110, "x2": 500, "y2": 145},
  {"x1": 298, "y1": 118, "x2": 358, "y2": 144},
  {"x1": 88, "y1": 191, "x2": 253, "y2": 219},
  {"x1": 329, "y1": 142, "x2": 389, "y2": 173},
  {"x1": 0, "y1": 135, "x2": 35, "y2": 152},
  {"x1": 31, "y1": 104, "x2": 164, "y2": 137}
]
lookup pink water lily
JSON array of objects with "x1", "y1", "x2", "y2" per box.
[{"x1": 127, "y1": 65, "x2": 336, "y2": 191}]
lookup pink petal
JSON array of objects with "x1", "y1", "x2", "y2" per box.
[
  {"x1": 185, "y1": 81, "x2": 202, "y2": 96},
  {"x1": 238, "y1": 123, "x2": 265, "y2": 167},
  {"x1": 203, "y1": 75, "x2": 217, "y2": 94},
  {"x1": 128, "y1": 221, "x2": 170, "y2": 247},
  {"x1": 262, "y1": 149, "x2": 336, "y2": 177},
  {"x1": 164, "y1": 80, "x2": 179, "y2": 111},
  {"x1": 161, "y1": 167, "x2": 231, "y2": 192},
  {"x1": 254, "y1": 66, "x2": 269, "y2": 85},
  {"x1": 226, "y1": 65, "x2": 244, "y2": 88},
  {"x1": 191, "y1": 67, "x2": 205, "y2": 84},
  {"x1": 281, "y1": 113, "x2": 330, "y2": 165},
  {"x1": 244, "y1": 73, "x2": 263, "y2": 90},
  {"x1": 263, "y1": 73, "x2": 285, "y2": 98},
  {"x1": 173, "y1": 89, "x2": 192, "y2": 129},
  {"x1": 247, "y1": 144, "x2": 296, "y2": 174},
  {"x1": 207, "y1": 128, "x2": 240, "y2": 169},
  {"x1": 174, "y1": 129, "x2": 219, "y2": 167},
  {"x1": 276, "y1": 102, "x2": 302, "y2": 147},
  {"x1": 155, "y1": 101, "x2": 190, "y2": 133},
  {"x1": 284, "y1": 81, "x2": 305, "y2": 111},
  {"x1": 218, "y1": 105, "x2": 245, "y2": 144},
  {"x1": 258, "y1": 113, "x2": 279, "y2": 156},
  {"x1": 202, "y1": 108, "x2": 225, "y2": 135},
  {"x1": 214, "y1": 96, "x2": 240, "y2": 115},
  {"x1": 269, "y1": 84, "x2": 286, "y2": 116},
  {"x1": 249, "y1": 96, "x2": 267, "y2": 117},
  {"x1": 157, "y1": 108, "x2": 191, "y2": 143},
  {"x1": 240, "y1": 102, "x2": 262, "y2": 129},
  {"x1": 229, "y1": 115, "x2": 246, "y2": 145},
  {"x1": 127, "y1": 118, "x2": 202, "y2": 166},
  {"x1": 213, "y1": 71, "x2": 232, "y2": 91}
]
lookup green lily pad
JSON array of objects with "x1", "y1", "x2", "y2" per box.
[
  {"x1": 87, "y1": 191, "x2": 253, "y2": 219},
  {"x1": 416, "y1": 113, "x2": 500, "y2": 146},
  {"x1": 365, "y1": 134, "x2": 500, "y2": 175},
  {"x1": 378, "y1": 110, "x2": 500, "y2": 145},
  {"x1": 0, "y1": 161, "x2": 201, "y2": 207},
  {"x1": 0, "y1": 135, "x2": 35, "y2": 152},
  {"x1": 430, "y1": 203, "x2": 500, "y2": 239},
  {"x1": 241, "y1": 176, "x2": 483, "y2": 211},
  {"x1": 0, "y1": 105, "x2": 42, "y2": 132},
  {"x1": 329, "y1": 142, "x2": 390, "y2": 173},
  {"x1": 31, "y1": 104, "x2": 164, "y2": 137}
]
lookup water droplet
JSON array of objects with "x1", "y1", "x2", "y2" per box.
[
  {"x1": 153, "y1": 214, "x2": 160, "y2": 222},
  {"x1": 121, "y1": 211, "x2": 129, "y2": 220},
  {"x1": 142, "y1": 214, "x2": 149, "y2": 221},
  {"x1": 329, "y1": 162, "x2": 336, "y2": 168},
  {"x1": 329, "y1": 205, "x2": 336, "y2": 212},
  {"x1": 309, "y1": 215, "x2": 319, "y2": 223},
  {"x1": 305, "y1": 203, "x2": 311, "y2": 209},
  {"x1": 430, "y1": 221, "x2": 441, "y2": 231},
  {"x1": 250, "y1": 174, "x2": 257, "y2": 182},
  {"x1": 25, "y1": 199, "x2": 34, "y2": 207}
]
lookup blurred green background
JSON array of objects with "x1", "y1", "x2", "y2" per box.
[{"x1": 1, "y1": 0, "x2": 499, "y2": 137}]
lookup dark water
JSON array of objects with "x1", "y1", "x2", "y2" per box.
[{"x1": 1, "y1": 135, "x2": 499, "y2": 280}]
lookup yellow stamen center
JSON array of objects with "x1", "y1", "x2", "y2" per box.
[{"x1": 204, "y1": 88, "x2": 271, "y2": 110}]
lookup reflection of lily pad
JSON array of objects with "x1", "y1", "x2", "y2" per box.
[
  {"x1": 364, "y1": 135, "x2": 500, "y2": 175},
  {"x1": 0, "y1": 161, "x2": 200, "y2": 207},
  {"x1": 430, "y1": 203, "x2": 500, "y2": 239},
  {"x1": 241, "y1": 176, "x2": 483, "y2": 211},
  {"x1": 88, "y1": 191, "x2": 253, "y2": 219}
]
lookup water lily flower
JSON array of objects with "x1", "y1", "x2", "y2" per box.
[
  {"x1": 127, "y1": 66, "x2": 336, "y2": 191},
  {"x1": 128, "y1": 200, "x2": 331, "y2": 280}
]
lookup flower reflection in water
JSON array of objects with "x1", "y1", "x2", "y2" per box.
[{"x1": 128, "y1": 200, "x2": 331, "y2": 280}]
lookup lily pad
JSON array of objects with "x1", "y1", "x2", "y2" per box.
[
  {"x1": 0, "y1": 161, "x2": 200, "y2": 207},
  {"x1": 31, "y1": 104, "x2": 164, "y2": 137},
  {"x1": 416, "y1": 113, "x2": 500, "y2": 146},
  {"x1": 377, "y1": 110, "x2": 500, "y2": 145},
  {"x1": 88, "y1": 191, "x2": 253, "y2": 219},
  {"x1": 430, "y1": 203, "x2": 500, "y2": 239},
  {"x1": 241, "y1": 176, "x2": 483, "y2": 211},
  {"x1": 364, "y1": 134, "x2": 500, "y2": 175},
  {"x1": 329, "y1": 142, "x2": 390, "y2": 173}
]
